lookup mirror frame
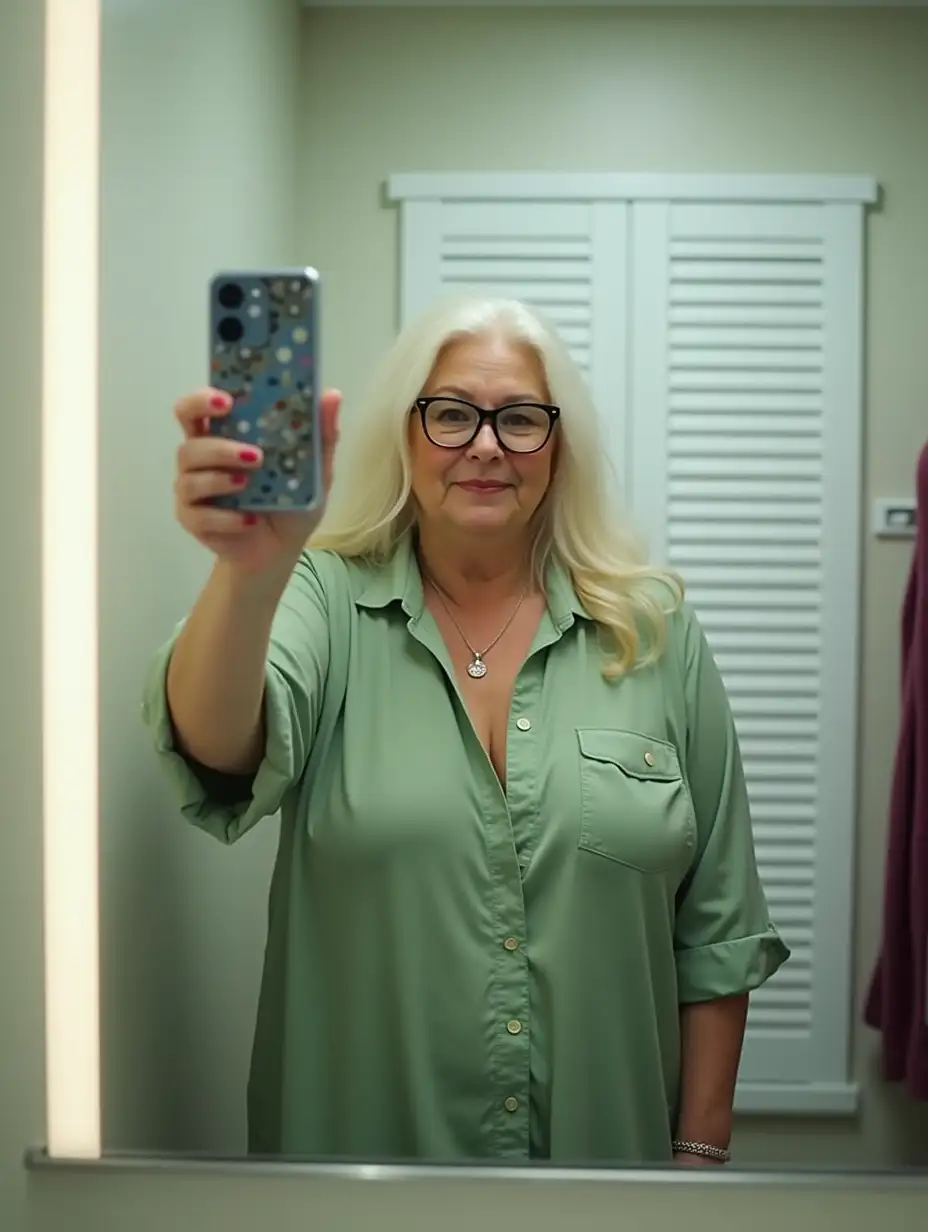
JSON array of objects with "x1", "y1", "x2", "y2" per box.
[{"x1": 33, "y1": 0, "x2": 928, "y2": 1194}]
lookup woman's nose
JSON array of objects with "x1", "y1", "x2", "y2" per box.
[{"x1": 467, "y1": 423, "x2": 503, "y2": 458}]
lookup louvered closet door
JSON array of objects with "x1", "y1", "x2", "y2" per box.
[
  {"x1": 630, "y1": 202, "x2": 863, "y2": 1104},
  {"x1": 399, "y1": 199, "x2": 630, "y2": 489}
]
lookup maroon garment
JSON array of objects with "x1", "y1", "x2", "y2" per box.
[{"x1": 864, "y1": 440, "x2": 928, "y2": 1099}]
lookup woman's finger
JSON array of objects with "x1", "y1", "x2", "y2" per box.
[
  {"x1": 198, "y1": 529, "x2": 260, "y2": 556},
  {"x1": 174, "y1": 388, "x2": 233, "y2": 440},
  {"x1": 175, "y1": 468, "x2": 250, "y2": 506},
  {"x1": 177, "y1": 502, "x2": 255, "y2": 538},
  {"x1": 318, "y1": 389, "x2": 341, "y2": 494},
  {"x1": 318, "y1": 388, "x2": 342, "y2": 441},
  {"x1": 177, "y1": 435, "x2": 263, "y2": 475}
]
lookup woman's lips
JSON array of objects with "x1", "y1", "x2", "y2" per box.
[{"x1": 457, "y1": 480, "x2": 509, "y2": 492}]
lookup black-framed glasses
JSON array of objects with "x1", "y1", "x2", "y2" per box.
[{"x1": 415, "y1": 396, "x2": 560, "y2": 454}]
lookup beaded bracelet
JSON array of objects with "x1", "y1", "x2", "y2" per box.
[{"x1": 672, "y1": 1139, "x2": 731, "y2": 1163}]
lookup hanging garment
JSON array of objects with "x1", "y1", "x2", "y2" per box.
[{"x1": 864, "y1": 440, "x2": 928, "y2": 1099}]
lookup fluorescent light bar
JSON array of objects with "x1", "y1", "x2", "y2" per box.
[{"x1": 41, "y1": 0, "x2": 102, "y2": 1159}]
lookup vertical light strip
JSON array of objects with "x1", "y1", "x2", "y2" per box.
[{"x1": 42, "y1": 0, "x2": 102, "y2": 1158}]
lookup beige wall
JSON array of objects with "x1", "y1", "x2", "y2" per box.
[{"x1": 298, "y1": 6, "x2": 928, "y2": 1167}]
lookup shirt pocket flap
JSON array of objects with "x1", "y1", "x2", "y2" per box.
[
  {"x1": 577, "y1": 729, "x2": 682, "y2": 783},
  {"x1": 576, "y1": 728, "x2": 695, "y2": 874}
]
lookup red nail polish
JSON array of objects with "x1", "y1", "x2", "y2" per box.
[
  {"x1": 232, "y1": 473, "x2": 247, "y2": 486},
  {"x1": 239, "y1": 449, "x2": 259, "y2": 463},
  {"x1": 243, "y1": 513, "x2": 257, "y2": 526},
  {"x1": 210, "y1": 394, "x2": 229, "y2": 410}
]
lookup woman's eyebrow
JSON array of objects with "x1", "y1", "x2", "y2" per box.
[{"x1": 433, "y1": 386, "x2": 544, "y2": 405}]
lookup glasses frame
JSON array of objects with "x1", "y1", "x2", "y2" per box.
[{"x1": 415, "y1": 396, "x2": 560, "y2": 455}]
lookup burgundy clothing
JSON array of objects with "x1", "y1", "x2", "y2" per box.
[{"x1": 864, "y1": 440, "x2": 928, "y2": 1099}]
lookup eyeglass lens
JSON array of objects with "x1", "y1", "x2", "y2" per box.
[{"x1": 423, "y1": 399, "x2": 551, "y2": 452}]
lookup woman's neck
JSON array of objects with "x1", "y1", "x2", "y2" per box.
[{"x1": 415, "y1": 524, "x2": 533, "y2": 608}]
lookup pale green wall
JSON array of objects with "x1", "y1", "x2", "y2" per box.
[
  {"x1": 298, "y1": 4, "x2": 928, "y2": 1169},
  {"x1": 97, "y1": 0, "x2": 303, "y2": 1152},
  {"x1": 0, "y1": 0, "x2": 47, "y2": 1225}
]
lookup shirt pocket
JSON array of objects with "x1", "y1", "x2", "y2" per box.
[{"x1": 577, "y1": 728, "x2": 696, "y2": 875}]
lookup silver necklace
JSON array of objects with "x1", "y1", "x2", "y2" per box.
[{"x1": 426, "y1": 576, "x2": 528, "y2": 679}]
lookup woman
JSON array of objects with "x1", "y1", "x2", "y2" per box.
[{"x1": 143, "y1": 295, "x2": 789, "y2": 1165}]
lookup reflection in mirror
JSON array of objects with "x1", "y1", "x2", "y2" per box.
[{"x1": 97, "y1": 0, "x2": 928, "y2": 1172}]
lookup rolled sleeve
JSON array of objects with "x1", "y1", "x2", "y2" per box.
[
  {"x1": 671, "y1": 606, "x2": 790, "y2": 1003},
  {"x1": 140, "y1": 552, "x2": 331, "y2": 845}
]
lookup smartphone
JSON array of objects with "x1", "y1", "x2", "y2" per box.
[{"x1": 207, "y1": 267, "x2": 322, "y2": 512}]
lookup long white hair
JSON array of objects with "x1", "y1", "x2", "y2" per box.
[{"x1": 311, "y1": 294, "x2": 682, "y2": 675}]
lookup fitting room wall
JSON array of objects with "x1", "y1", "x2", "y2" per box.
[{"x1": 96, "y1": 0, "x2": 304, "y2": 1154}]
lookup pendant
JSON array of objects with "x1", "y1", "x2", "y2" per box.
[{"x1": 467, "y1": 656, "x2": 488, "y2": 679}]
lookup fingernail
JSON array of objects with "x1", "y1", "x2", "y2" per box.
[
  {"x1": 232, "y1": 473, "x2": 247, "y2": 486},
  {"x1": 243, "y1": 513, "x2": 257, "y2": 526},
  {"x1": 210, "y1": 394, "x2": 229, "y2": 410},
  {"x1": 239, "y1": 449, "x2": 259, "y2": 463}
]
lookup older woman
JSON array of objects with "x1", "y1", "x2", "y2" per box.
[{"x1": 143, "y1": 295, "x2": 788, "y2": 1166}]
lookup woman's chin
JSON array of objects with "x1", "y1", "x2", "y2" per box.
[{"x1": 449, "y1": 507, "x2": 522, "y2": 536}]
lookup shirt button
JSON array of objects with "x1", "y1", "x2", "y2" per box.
[
  {"x1": 515, "y1": 717, "x2": 532, "y2": 732},
  {"x1": 644, "y1": 750, "x2": 655, "y2": 766},
  {"x1": 504, "y1": 1096, "x2": 519, "y2": 1113},
  {"x1": 506, "y1": 1019, "x2": 523, "y2": 1035},
  {"x1": 503, "y1": 937, "x2": 520, "y2": 952}
]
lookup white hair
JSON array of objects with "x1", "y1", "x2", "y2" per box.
[{"x1": 311, "y1": 294, "x2": 682, "y2": 675}]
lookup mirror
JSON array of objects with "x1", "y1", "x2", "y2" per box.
[{"x1": 47, "y1": 0, "x2": 928, "y2": 1176}]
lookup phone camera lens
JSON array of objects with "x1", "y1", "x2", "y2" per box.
[
  {"x1": 218, "y1": 316, "x2": 244, "y2": 343},
  {"x1": 218, "y1": 282, "x2": 245, "y2": 309}
]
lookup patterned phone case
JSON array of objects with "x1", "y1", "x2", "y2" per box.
[{"x1": 208, "y1": 268, "x2": 321, "y2": 511}]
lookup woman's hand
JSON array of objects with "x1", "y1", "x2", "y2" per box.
[{"x1": 173, "y1": 386, "x2": 341, "y2": 576}]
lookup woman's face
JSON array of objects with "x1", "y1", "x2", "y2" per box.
[{"x1": 408, "y1": 333, "x2": 556, "y2": 543}]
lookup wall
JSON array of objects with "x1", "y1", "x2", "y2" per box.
[
  {"x1": 97, "y1": 0, "x2": 303, "y2": 1152},
  {"x1": 297, "y1": 6, "x2": 928, "y2": 1167},
  {"x1": 0, "y1": 0, "x2": 48, "y2": 1225}
]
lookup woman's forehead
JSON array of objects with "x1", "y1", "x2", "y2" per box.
[{"x1": 428, "y1": 333, "x2": 548, "y2": 396}]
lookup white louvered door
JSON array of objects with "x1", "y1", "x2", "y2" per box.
[
  {"x1": 392, "y1": 174, "x2": 873, "y2": 1113},
  {"x1": 629, "y1": 201, "x2": 863, "y2": 1108}
]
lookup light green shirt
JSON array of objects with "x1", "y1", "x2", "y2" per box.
[{"x1": 143, "y1": 534, "x2": 788, "y2": 1163}]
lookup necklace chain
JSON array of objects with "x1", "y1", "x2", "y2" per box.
[{"x1": 425, "y1": 575, "x2": 528, "y2": 680}]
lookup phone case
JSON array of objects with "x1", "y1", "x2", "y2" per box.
[{"x1": 208, "y1": 267, "x2": 321, "y2": 512}]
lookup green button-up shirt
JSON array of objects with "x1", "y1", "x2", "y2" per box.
[{"x1": 143, "y1": 534, "x2": 788, "y2": 1163}]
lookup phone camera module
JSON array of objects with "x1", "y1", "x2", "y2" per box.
[
  {"x1": 218, "y1": 282, "x2": 245, "y2": 310},
  {"x1": 218, "y1": 316, "x2": 245, "y2": 343}
]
